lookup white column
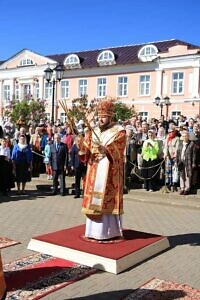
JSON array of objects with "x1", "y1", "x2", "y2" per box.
[
  {"x1": 192, "y1": 65, "x2": 200, "y2": 98},
  {"x1": 155, "y1": 69, "x2": 163, "y2": 97},
  {"x1": 40, "y1": 76, "x2": 45, "y2": 99}
]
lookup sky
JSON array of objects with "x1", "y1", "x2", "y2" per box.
[{"x1": 0, "y1": 0, "x2": 200, "y2": 61}]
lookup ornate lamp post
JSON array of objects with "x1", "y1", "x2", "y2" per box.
[
  {"x1": 154, "y1": 96, "x2": 171, "y2": 119},
  {"x1": 44, "y1": 63, "x2": 65, "y2": 124}
]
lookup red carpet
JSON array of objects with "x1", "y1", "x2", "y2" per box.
[
  {"x1": 0, "y1": 237, "x2": 20, "y2": 249},
  {"x1": 32, "y1": 224, "x2": 164, "y2": 259},
  {"x1": 3, "y1": 253, "x2": 97, "y2": 299},
  {"x1": 123, "y1": 278, "x2": 200, "y2": 299}
]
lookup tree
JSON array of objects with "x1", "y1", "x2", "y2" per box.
[
  {"x1": 11, "y1": 99, "x2": 47, "y2": 126},
  {"x1": 114, "y1": 102, "x2": 135, "y2": 122},
  {"x1": 69, "y1": 96, "x2": 135, "y2": 123}
]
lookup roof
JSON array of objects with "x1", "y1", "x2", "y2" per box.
[{"x1": 46, "y1": 39, "x2": 200, "y2": 68}]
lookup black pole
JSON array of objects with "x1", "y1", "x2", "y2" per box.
[
  {"x1": 160, "y1": 104, "x2": 163, "y2": 117},
  {"x1": 51, "y1": 79, "x2": 55, "y2": 124}
]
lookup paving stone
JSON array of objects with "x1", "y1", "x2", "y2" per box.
[{"x1": 0, "y1": 174, "x2": 199, "y2": 299}]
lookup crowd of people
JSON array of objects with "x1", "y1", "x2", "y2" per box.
[{"x1": 0, "y1": 111, "x2": 200, "y2": 198}]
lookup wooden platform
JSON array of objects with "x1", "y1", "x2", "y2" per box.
[{"x1": 28, "y1": 224, "x2": 170, "y2": 274}]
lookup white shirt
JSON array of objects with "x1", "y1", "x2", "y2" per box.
[{"x1": 0, "y1": 146, "x2": 11, "y2": 160}]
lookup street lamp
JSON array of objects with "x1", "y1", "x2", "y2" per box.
[
  {"x1": 44, "y1": 63, "x2": 65, "y2": 124},
  {"x1": 154, "y1": 96, "x2": 171, "y2": 118}
]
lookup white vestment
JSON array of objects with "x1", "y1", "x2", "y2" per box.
[{"x1": 85, "y1": 215, "x2": 123, "y2": 240}]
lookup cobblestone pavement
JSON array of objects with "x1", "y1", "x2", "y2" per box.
[{"x1": 0, "y1": 174, "x2": 200, "y2": 299}]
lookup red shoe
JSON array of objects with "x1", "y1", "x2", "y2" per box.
[
  {"x1": 183, "y1": 190, "x2": 189, "y2": 195},
  {"x1": 179, "y1": 190, "x2": 184, "y2": 195}
]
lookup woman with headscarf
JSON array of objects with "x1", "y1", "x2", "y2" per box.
[{"x1": 12, "y1": 134, "x2": 32, "y2": 194}]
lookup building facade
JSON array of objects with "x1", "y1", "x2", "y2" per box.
[{"x1": 0, "y1": 39, "x2": 200, "y2": 123}]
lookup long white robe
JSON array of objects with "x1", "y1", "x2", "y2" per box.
[{"x1": 85, "y1": 215, "x2": 123, "y2": 240}]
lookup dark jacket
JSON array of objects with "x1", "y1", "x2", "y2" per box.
[
  {"x1": 71, "y1": 144, "x2": 83, "y2": 169},
  {"x1": 50, "y1": 142, "x2": 68, "y2": 171},
  {"x1": 176, "y1": 140, "x2": 196, "y2": 177}
]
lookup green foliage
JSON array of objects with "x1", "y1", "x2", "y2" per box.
[
  {"x1": 70, "y1": 96, "x2": 135, "y2": 123},
  {"x1": 113, "y1": 102, "x2": 135, "y2": 121},
  {"x1": 70, "y1": 95, "x2": 88, "y2": 121},
  {"x1": 11, "y1": 99, "x2": 47, "y2": 125}
]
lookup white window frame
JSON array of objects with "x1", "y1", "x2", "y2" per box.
[
  {"x1": 139, "y1": 111, "x2": 148, "y2": 121},
  {"x1": 45, "y1": 113, "x2": 51, "y2": 121},
  {"x1": 64, "y1": 54, "x2": 81, "y2": 69},
  {"x1": 117, "y1": 76, "x2": 128, "y2": 97},
  {"x1": 61, "y1": 80, "x2": 69, "y2": 99},
  {"x1": 138, "y1": 44, "x2": 158, "y2": 62},
  {"x1": 34, "y1": 82, "x2": 40, "y2": 99},
  {"x1": 139, "y1": 75, "x2": 150, "y2": 96},
  {"x1": 3, "y1": 85, "x2": 10, "y2": 102},
  {"x1": 97, "y1": 50, "x2": 115, "y2": 66},
  {"x1": 23, "y1": 84, "x2": 31, "y2": 99},
  {"x1": 15, "y1": 84, "x2": 19, "y2": 100},
  {"x1": 78, "y1": 79, "x2": 88, "y2": 97},
  {"x1": 60, "y1": 112, "x2": 67, "y2": 123},
  {"x1": 172, "y1": 72, "x2": 184, "y2": 95},
  {"x1": 44, "y1": 82, "x2": 52, "y2": 100},
  {"x1": 171, "y1": 111, "x2": 181, "y2": 121},
  {"x1": 97, "y1": 77, "x2": 107, "y2": 98},
  {"x1": 20, "y1": 58, "x2": 34, "y2": 66}
]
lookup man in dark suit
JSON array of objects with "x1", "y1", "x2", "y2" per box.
[{"x1": 49, "y1": 133, "x2": 68, "y2": 196}]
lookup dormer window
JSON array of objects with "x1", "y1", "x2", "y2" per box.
[
  {"x1": 138, "y1": 44, "x2": 158, "y2": 62},
  {"x1": 19, "y1": 58, "x2": 34, "y2": 66},
  {"x1": 97, "y1": 50, "x2": 116, "y2": 66},
  {"x1": 64, "y1": 54, "x2": 81, "y2": 69}
]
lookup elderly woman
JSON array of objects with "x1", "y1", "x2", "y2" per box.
[
  {"x1": 141, "y1": 129, "x2": 160, "y2": 192},
  {"x1": 163, "y1": 127, "x2": 180, "y2": 191},
  {"x1": 176, "y1": 130, "x2": 197, "y2": 195},
  {"x1": 11, "y1": 134, "x2": 32, "y2": 194}
]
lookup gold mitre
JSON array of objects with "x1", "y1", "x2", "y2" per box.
[{"x1": 97, "y1": 100, "x2": 114, "y2": 117}]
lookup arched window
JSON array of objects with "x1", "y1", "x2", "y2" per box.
[
  {"x1": 138, "y1": 45, "x2": 158, "y2": 62},
  {"x1": 64, "y1": 54, "x2": 81, "y2": 69},
  {"x1": 97, "y1": 50, "x2": 116, "y2": 66}
]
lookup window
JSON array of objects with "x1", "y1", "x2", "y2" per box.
[
  {"x1": 20, "y1": 58, "x2": 34, "y2": 66},
  {"x1": 60, "y1": 112, "x2": 67, "y2": 123},
  {"x1": 15, "y1": 84, "x2": 19, "y2": 100},
  {"x1": 171, "y1": 111, "x2": 181, "y2": 121},
  {"x1": 23, "y1": 84, "x2": 31, "y2": 98},
  {"x1": 79, "y1": 79, "x2": 88, "y2": 97},
  {"x1": 97, "y1": 78, "x2": 107, "y2": 97},
  {"x1": 172, "y1": 72, "x2": 184, "y2": 95},
  {"x1": 3, "y1": 85, "x2": 10, "y2": 102},
  {"x1": 139, "y1": 75, "x2": 150, "y2": 96},
  {"x1": 61, "y1": 80, "x2": 69, "y2": 98},
  {"x1": 34, "y1": 82, "x2": 40, "y2": 99},
  {"x1": 118, "y1": 76, "x2": 128, "y2": 97},
  {"x1": 138, "y1": 45, "x2": 158, "y2": 62},
  {"x1": 97, "y1": 50, "x2": 115, "y2": 66},
  {"x1": 45, "y1": 113, "x2": 51, "y2": 121},
  {"x1": 45, "y1": 82, "x2": 52, "y2": 99},
  {"x1": 139, "y1": 111, "x2": 148, "y2": 121},
  {"x1": 64, "y1": 54, "x2": 80, "y2": 69}
]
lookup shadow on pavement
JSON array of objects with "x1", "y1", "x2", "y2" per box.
[
  {"x1": 168, "y1": 233, "x2": 200, "y2": 247},
  {"x1": 0, "y1": 188, "x2": 52, "y2": 202},
  {"x1": 69, "y1": 288, "x2": 186, "y2": 300}
]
